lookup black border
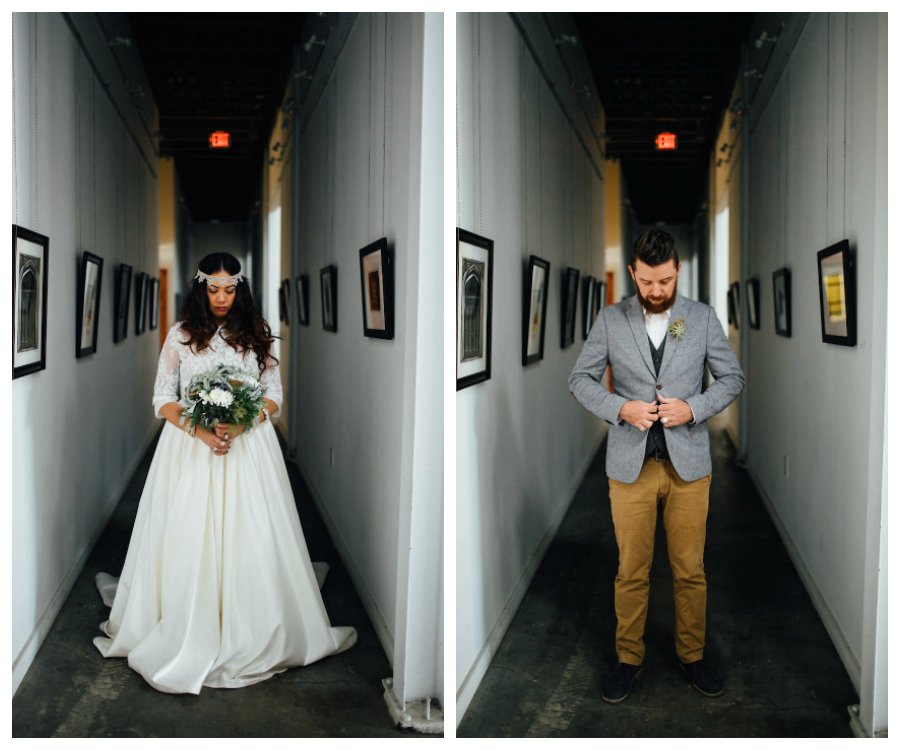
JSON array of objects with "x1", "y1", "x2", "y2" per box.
[
  {"x1": 135, "y1": 272, "x2": 149, "y2": 335},
  {"x1": 456, "y1": 228, "x2": 494, "y2": 390},
  {"x1": 729, "y1": 280, "x2": 741, "y2": 329},
  {"x1": 12, "y1": 224, "x2": 50, "y2": 379},
  {"x1": 76, "y1": 251, "x2": 104, "y2": 358},
  {"x1": 817, "y1": 240, "x2": 856, "y2": 347},
  {"x1": 281, "y1": 278, "x2": 291, "y2": 326},
  {"x1": 523, "y1": 254, "x2": 551, "y2": 366},
  {"x1": 561, "y1": 267, "x2": 580, "y2": 348},
  {"x1": 296, "y1": 274, "x2": 310, "y2": 325},
  {"x1": 359, "y1": 237, "x2": 394, "y2": 340},
  {"x1": 149, "y1": 277, "x2": 160, "y2": 330},
  {"x1": 596, "y1": 279, "x2": 607, "y2": 316},
  {"x1": 772, "y1": 267, "x2": 792, "y2": 338},
  {"x1": 113, "y1": 263, "x2": 133, "y2": 343},
  {"x1": 581, "y1": 275, "x2": 595, "y2": 341},
  {"x1": 746, "y1": 277, "x2": 761, "y2": 330},
  {"x1": 321, "y1": 264, "x2": 338, "y2": 333}
]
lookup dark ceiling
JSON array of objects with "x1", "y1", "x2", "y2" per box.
[
  {"x1": 574, "y1": 12, "x2": 754, "y2": 224},
  {"x1": 128, "y1": 12, "x2": 305, "y2": 222}
]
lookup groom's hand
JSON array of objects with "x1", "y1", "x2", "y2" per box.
[
  {"x1": 657, "y1": 395, "x2": 693, "y2": 427},
  {"x1": 618, "y1": 400, "x2": 660, "y2": 432}
]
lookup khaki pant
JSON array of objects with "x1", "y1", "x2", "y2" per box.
[{"x1": 608, "y1": 457, "x2": 711, "y2": 665}]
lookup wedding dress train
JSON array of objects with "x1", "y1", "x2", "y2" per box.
[{"x1": 93, "y1": 324, "x2": 356, "y2": 694}]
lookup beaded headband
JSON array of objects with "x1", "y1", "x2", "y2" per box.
[{"x1": 194, "y1": 269, "x2": 244, "y2": 288}]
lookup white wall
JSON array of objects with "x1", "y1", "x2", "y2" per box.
[
  {"x1": 287, "y1": 13, "x2": 443, "y2": 715},
  {"x1": 12, "y1": 12, "x2": 160, "y2": 692},
  {"x1": 743, "y1": 13, "x2": 887, "y2": 718},
  {"x1": 455, "y1": 12, "x2": 607, "y2": 724}
]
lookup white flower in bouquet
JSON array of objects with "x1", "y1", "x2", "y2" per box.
[
  {"x1": 208, "y1": 388, "x2": 234, "y2": 407},
  {"x1": 199, "y1": 390, "x2": 211, "y2": 404}
]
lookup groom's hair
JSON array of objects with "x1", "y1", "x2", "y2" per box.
[{"x1": 632, "y1": 229, "x2": 680, "y2": 269}]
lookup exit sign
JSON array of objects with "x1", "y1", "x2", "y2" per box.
[
  {"x1": 655, "y1": 132, "x2": 677, "y2": 150},
  {"x1": 209, "y1": 131, "x2": 230, "y2": 148}
]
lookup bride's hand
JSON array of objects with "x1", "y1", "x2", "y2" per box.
[
  {"x1": 215, "y1": 423, "x2": 245, "y2": 441},
  {"x1": 197, "y1": 426, "x2": 231, "y2": 457}
]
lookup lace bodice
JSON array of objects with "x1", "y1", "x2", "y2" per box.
[{"x1": 152, "y1": 323, "x2": 283, "y2": 419}]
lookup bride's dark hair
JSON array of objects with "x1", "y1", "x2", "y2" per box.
[{"x1": 179, "y1": 252, "x2": 279, "y2": 376}]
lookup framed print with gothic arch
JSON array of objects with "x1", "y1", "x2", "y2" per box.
[
  {"x1": 456, "y1": 228, "x2": 493, "y2": 390},
  {"x1": 13, "y1": 225, "x2": 50, "y2": 379}
]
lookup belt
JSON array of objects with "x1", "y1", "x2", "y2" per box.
[{"x1": 651, "y1": 448, "x2": 669, "y2": 462}]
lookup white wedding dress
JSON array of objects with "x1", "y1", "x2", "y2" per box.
[{"x1": 93, "y1": 323, "x2": 356, "y2": 694}]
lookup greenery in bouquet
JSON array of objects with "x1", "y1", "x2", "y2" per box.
[{"x1": 178, "y1": 364, "x2": 268, "y2": 436}]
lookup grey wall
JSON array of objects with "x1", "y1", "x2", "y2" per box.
[
  {"x1": 190, "y1": 221, "x2": 248, "y2": 273},
  {"x1": 455, "y1": 12, "x2": 607, "y2": 724},
  {"x1": 12, "y1": 12, "x2": 160, "y2": 692},
  {"x1": 743, "y1": 13, "x2": 887, "y2": 720}
]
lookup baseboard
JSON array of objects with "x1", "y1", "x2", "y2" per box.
[
  {"x1": 455, "y1": 426, "x2": 607, "y2": 727},
  {"x1": 12, "y1": 421, "x2": 162, "y2": 696}
]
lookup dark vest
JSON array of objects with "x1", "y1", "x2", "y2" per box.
[{"x1": 644, "y1": 334, "x2": 668, "y2": 460}]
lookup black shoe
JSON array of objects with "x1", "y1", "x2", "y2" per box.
[
  {"x1": 679, "y1": 659, "x2": 724, "y2": 697},
  {"x1": 601, "y1": 662, "x2": 643, "y2": 704}
]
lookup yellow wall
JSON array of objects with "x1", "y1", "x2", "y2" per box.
[
  {"x1": 604, "y1": 158, "x2": 622, "y2": 301},
  {"x1": 158, "y1": 156, "x2": 176, "y2": 344}
]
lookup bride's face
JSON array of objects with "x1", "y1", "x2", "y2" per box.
[{"x1": 206, "y1": 270, "x2": 237, "y2": 322}]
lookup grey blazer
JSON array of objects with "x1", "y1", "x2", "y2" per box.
[{"x1": 569, "y1": 294, "x2": 745, "y2": 484}]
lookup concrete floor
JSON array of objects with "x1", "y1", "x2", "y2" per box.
[
  {"x1": 12, "y1": 427, "x2": 438, "y2": 738},
  {"x1": 458, "y1": 417, "x2": 857, "y2": 738}
]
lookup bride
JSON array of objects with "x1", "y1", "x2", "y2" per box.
[{"x1": 93, "y1": 252, "x2": 356, "y2": 694}]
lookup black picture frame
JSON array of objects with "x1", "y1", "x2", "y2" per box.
[
  {"x1": 456, "y1": 228, "x2": 493, "y2": 390},
  {"x1": 772, "y1": 268, "x2": 792, "y2": 337},
  {"x1": 113, "y1": 263, "x2": 132, "y2": 343},
  {"x1": 281, "y1": 278, "x2": 291, "y2": 326},
  {"x1": 320, "y1": 265, "x2": 338, "y2": 332},
  {"x1": 13, "y1": 225, "x2": 50, "y2": 379},
  {"x1": 523, "y1": 254, "x2": 550, "y2": 366},
  {"x1": 134, "y1": 272, "x2": 149, "y2": 335},
  {"x1": 295, "y1": 274, "x2": 309, "y2": 326},
  {"x1": 596, "y1": 279, "x2": 607, "y2": 317},
  {"x1": 817, "y1": 240, "x2": 856, "y2": 347},
  {"x1": 149, "y1": 277, "x2": 160, "y2": 330},
  {"x1": 581, "y1": 275, "x2": 595, "y2": 341},
  {"x1": 726, "y1": 288, "x2": 733, "y2": 325},
  {"x1": 359, "y1": 237, "x2": 394, "y2": 340},
  {"x1": 728, "y1": 280, "x2": 741, "y2": 329},
  {"x1": 76, "y1": 251, "x2": 104, "y2": 358},
  {"x1": 746, "y1": 277, "x2": 760, "y2": 330},
  {"x1": 561, "y1": 267, "x2": 580, "y2": 348}
]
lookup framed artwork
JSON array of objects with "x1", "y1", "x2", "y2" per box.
[
  {"x1": 728, "y1": 281, "x2": 741, "y2": 329},
  {"x1": 581, "y1": 275, "x2": 595, "y2": 340},
  {"x1": 13, "y1": 225, "x2": 50, "y2": 379},
  {"x1": 359, "y1": 237, "x2": 394, "y2": 340},
  {"x1": 134, "y1": 272, "x2": 149, "y2": 335},
  {"x1": 295, "y1": 274, "x2": 309, "y2": 325},
  {"x1": 278, "y1": 284, "x2": 286, "y2": 323},
  {"x1": 817, "y1": 240, "x2": 856, "y2": 346},
  {"x1": 149, "y1": 277, "x2": 160, "y2": 330},
  {"x1": 320, "y1": 264, "x2": 338, "y2": 332},
  {"x1": 596, "y1": 279, "x2": 607, "y2": 317},
  {"x1": 522, "y1": 254, "x2": 550, "y2": 366},
  {"x1": 281, "y1": 278, "x2": 291, "y2": 326},
  {"x1": 772, "y1": 268, "x2": 791, "y2": 337},
  {"x1": 746, "y1": 277, "x2": 760, "y2": 330},
  {"x1": 561, "y1": 267, "x2": 580, "y2": 348},
  {"x1": 456, "y1": 228, "x2": 493, "y2": 390},
  {"x1": 76, "y1": 251, "x2": 104, "y2": 358},
  {"x1": 113, "y1": 263, "x2": 132, "y2": 343}
]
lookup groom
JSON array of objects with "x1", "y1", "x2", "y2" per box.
[{"x1": 568, "y1": 229, "x2": 744, "y2": 704}]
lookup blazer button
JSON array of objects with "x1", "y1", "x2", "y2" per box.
[{"x1": 656, "y1": 384, "x2": 662, "y2": 390}]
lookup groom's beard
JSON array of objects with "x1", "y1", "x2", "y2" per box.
[{"x1": 636, "y1": 279, "x2": 678, "y2": 315}]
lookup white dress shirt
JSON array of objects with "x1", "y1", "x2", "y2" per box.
[{"x1": 642, "y1": 304, "x2": 695, "y2": 424}]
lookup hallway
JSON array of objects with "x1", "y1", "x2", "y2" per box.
[
  {"x1": 12, "y1": 426, "x2": 434, "y2": 739},
  {"x1": 458, "y1": 418, "x2": 857, "y2": 738}
]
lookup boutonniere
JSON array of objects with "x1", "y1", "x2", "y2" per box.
[{"x1": 668, "y1": 318, "x2": 687, "y2": 340}]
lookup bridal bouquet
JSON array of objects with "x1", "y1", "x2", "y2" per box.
[{"x1": 178, "y1": 364, "x2": 268, "y2": 436}]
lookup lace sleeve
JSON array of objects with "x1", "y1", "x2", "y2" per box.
[
  {"x1": 258, "y1": 353, "x2": 283, "y2": 419},
  {"x1": 152, "y1": 324, "x2": 184, "y2": 419}
]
